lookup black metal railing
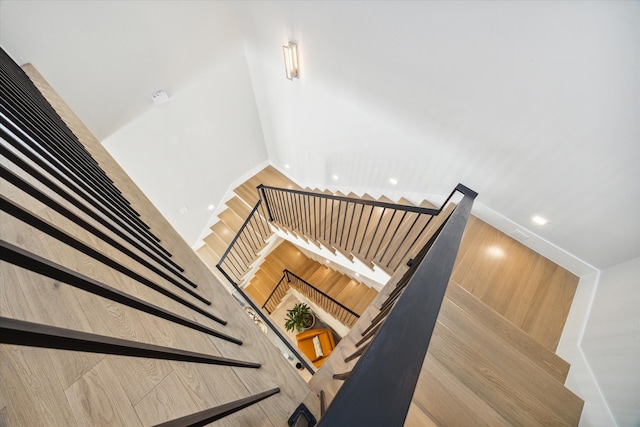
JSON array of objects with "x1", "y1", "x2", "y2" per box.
[
  {"x1": 258, "y1": 184, "x2": 453, "y2": 272},
  {"x1": 217, "y1": 199, "x2": 272, "y2": 282},
  {"x1": 318, "y1": 184, "x2": 477, "y2": 426},
  {"x1": 263, "y1": 270, "x2": 360, "y2": 327},
  {"x1": 216, "y1": 199, "x2": 317, "y2": 374},
  {"x1": 261, "y1": 273, "x2": 290, "y2": 314},
  {"x1": 215, "y1": 265, "x2": 316, "y2": 374},
  {"x1": 1, "y1": 48, "x2": 283, "y2": 425}
]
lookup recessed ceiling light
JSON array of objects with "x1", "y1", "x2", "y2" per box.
[
  {"x1": 207, "y1": 204, "x2": 215, "y2": 211},
  {"x1": 532, "y1": 216, "x2": 548, "y2": 225},
  {"x1": 179, "y1": 206, "x2": 189, "y2": 215},
  {"x1": 284, "y1": 164, "x2": 290, "y2": 169},
  {"x1": 332, "y1": 175, "x2": 339, "y2": 181},
  {"x1": 389, "y1": 178, "x2": 398, "y2": 185}
]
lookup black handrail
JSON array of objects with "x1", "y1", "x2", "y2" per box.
[
  {"x1": 261, "y1": 269, "x2": 360, "y2": 328},
  {"x1": 262, "y1": 274, "x2": 288, "y2": 314},
  {"x1": 216, "y1": 265, "x2": 316, "y2": 374},
  {"x1": 258, "y1": 184, "x2": 461, "y2": 272},
  {"x1": 215, "y1": 200, "x2": 317, "y2": 372},
  {"x1": 318, "y1": 184, "x2": 477, "y2": 426},
  {"x1": 258, "y1": 184, "x2": 440, "y2": 215},
  {"x1": 217, "y1": 199, "x2": 271, "y2": 282},
  {"x1": 284, "y1": 269, "x2": 360, "y2": 321}
]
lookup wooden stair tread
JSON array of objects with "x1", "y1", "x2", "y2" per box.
[
  {"x1": 234, "y1": 165, "x2": 300, "y2": 206},
  {"x1": 429, "y1": 318, "x2": 582, "y2": 426},
  {"x1": 446, "y1": 281, "x2": 570, "y2": 383},
  {"x1": 210, "y1": 221, "x2": 236, "y2": 245},
  {"x1": 218, "y1": 208, "x2": 246, "y2": 231},
  {"x1": 245, "y1": 281, "x2": 268, "y2": 307},
  {"x1": 339, "y1": 282, "x2": 370, "y2": 311},
  {"x1": 316, "y1": 274, "x2": 346, "y2": 298},
  {"x1": 413, "y1": 354, "x2": 511, "y2": 427},
  {"x1": 306, "y1": 266, "x2": 333, "y2": 287},
  {"x1": 405, "y1": 402, "x2": 439, "y2": 427},
  {"x1": 351, "y1": 287, "x2": 379, "y2": 315},
  {"x1": 332, "y1": 279, "x2": 362, "y2": 307},
  {"x1": 438, "y1": 297, "x2": 582, "y2": 425},
  {"x1": 195, "y1": 245, "x2": 219, "y2": 269},
  {"x1": 226, "y1": 196, "x2": 253, "y2": 218},
  {"x1": 203, "y1": 232, "x2": 229, "y2": 258},
  {"x1": 325, "y1": 276, "x2": 352, "y2": 300}
]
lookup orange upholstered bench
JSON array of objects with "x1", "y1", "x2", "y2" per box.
[{"x1": 296, "y1": 328, "x2": 336, "y2": 368}]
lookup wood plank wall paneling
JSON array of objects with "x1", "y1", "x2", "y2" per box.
[
  {"x1": 0, "y1": 64, "x2": 312, "y2": 426},
  {"x1": 451, "y1": 215, "x2": 579, "y2": 351}
]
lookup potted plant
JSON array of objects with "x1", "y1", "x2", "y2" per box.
[{"x1": 284, "y1": 303, "x2": 315, "y2": 333}]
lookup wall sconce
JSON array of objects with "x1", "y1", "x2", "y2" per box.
[{"x1": 283, "y1": 41, "x2": 299, "y2": 80}]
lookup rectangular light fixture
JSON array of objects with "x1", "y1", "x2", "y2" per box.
[{"x1": 283, "y1": 41, "x2": 299, "y2": 80}]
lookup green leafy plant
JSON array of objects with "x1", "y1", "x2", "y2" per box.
[{"x1": 284, "y1": 303, "x2": 313, "y2": 333}]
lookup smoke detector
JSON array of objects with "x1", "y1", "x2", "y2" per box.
[{"x1": 150, "y1": 90, "x2": 170, "y2": 106}]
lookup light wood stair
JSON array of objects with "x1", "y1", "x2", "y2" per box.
[
  {"x1": 196, "y1": 165, "x2": 431, "y2": 319},
  {"x1": 195, "y1": 166, "x2": 583, "y2": 425},
  {"x1": 196, "y1": 165, "x2": 299, "y2": 282},
  {"x1": 197, "y1": 165, "x2": 443, "y2": 289},
  {"x1": 309, "y1": 267, "x2": 584, "y2": 426}
]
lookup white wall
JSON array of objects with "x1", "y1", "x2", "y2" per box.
[
  {"x1": 1, "y1": 0, "x2": 269, "y2": 246},
  {"x1": 581, "y1": 257, "x2": 640, "y2": 427},
  {"x1": 102, "y1": 5, "x2": 267, "y2": 245},
  {"x1": 234, "y1": 0, "x2": 640, "y2": 270}
]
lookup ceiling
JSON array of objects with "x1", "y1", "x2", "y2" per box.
[{"x1": 1, "y1": 0, "x2": 638, "y2": 270}]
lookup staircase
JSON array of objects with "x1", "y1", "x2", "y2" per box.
[
  {"x1": 310, "y1": 267, "x2": 584, "y2": 425},
  {"x1": 196, "y1": 165, "x2": 297, "y2": 282},
  {"x1": 196, "y1": 166, "x2": 584, "y2": 425},
  {"x1": 244, "y1": 240, "x2": 378, "y2": 327}
]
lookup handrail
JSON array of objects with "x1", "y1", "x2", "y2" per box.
[
  {"x1": 262, "y1": 274, "x2": 288, "y2": 314},
  {"x1": 318, "y1": 184, "x2": 477, "y2": 426},
  {"x1": 284, "y1": 270, "x2": 360, "y2": 319},
  {"x1": 258, "y1": 184, "x2": 440, "y2": 216},
  {"x1": 257, "y1": 184, "x2": 463, "y2": 272},
  {"x1": 216, "y1": 265, "x2": 316, "y2": 374},
  {"x1": 217, "y1": 199, "x2": 271, "y2": 282},
  {"x1": 216, "y1": 179, "x2": 475, "y2": 391},
  {"x1": 216, "y1": 200, "x2": 317, "y2": 373},
  {"x1": 261, "y1": 269, "x2": 360, "y2": 327},
  {"x1": 218, "y1": 199, "x2": 262, "y2": 267}
]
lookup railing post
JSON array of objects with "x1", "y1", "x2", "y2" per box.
[{"x1": 257, "y1": 184, "x2": 274, "y2": 221}]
